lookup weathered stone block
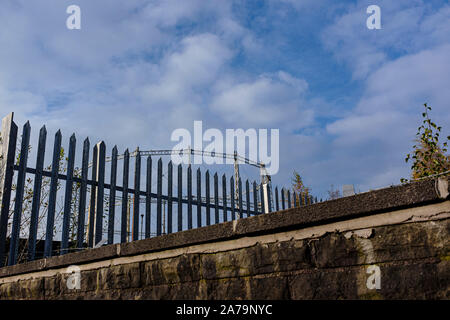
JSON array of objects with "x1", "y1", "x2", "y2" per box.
[
  {"x1": 310, "y1": 233, "x2": 359, "y2": 268},
  {"x1": 142, "y1": 254, "x2": 201, "y2": 286},
  {"x1": 205, "y1": 278, "x2": 250, "y2": 300},
  {"x1": 248, "y1": 276, "x2": 289, "y2": 299},
  {"x1": 201, "y1": 249, "x2": 253, "y2": 280},
  {"x1": 0, "y1": 278, "x2": 44, "y2": 300},
  {"x1": 289, "y1": 268, "x2": 359, "y2": 299},
  {"x1": 368, "y1": 220, "x2": 450, "y2": 263},
  {"x1": 97, "y1": 262, "x2": 141, "y2": 291},
  {"x1": 254, "y1": 240, "x2": 313, "y2": 273}
]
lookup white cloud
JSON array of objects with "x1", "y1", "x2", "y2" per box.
[
  {"x1": 324, "y1": 43, "x2": 450, "y2": 190},
  {"x1": 321, "y1": 1, "x2": 450, "y2": 79},
  {"x1": 211, "y1": 71, "x2": 311, "y2": 128}
]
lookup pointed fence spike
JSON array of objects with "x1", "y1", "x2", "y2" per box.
[
  {"x1": 60, "y1": 131, "x2": 77, "y2": 255},
  {"x1": 121, "y1": 149, "x2": 130, "y2": 243},
  {"x1": 76, "y1": 137, "x2": 90, "y2": 249},
  {"x1": 9, "y1": 121, "x2": 31, "y2": 265},
  {"x1": 28, "y1": 124, "x2": 47, "y2": 261},
  {"x1": 44, "y1": 129, "x2": 62, "y2": 258},
  {"x1": 156, "y1": 158, "x2": 163, "y2": 236}
]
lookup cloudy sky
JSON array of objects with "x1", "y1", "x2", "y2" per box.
[{"x1": 1, "y1": 0, "x2": 449, "y2": 199}]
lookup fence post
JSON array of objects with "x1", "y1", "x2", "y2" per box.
[
  {"x1": 238, "y1": 178, "x2": 243, "y2": 218},
  {"x1": 230, "y1": 177, "x2": 235, "y2": 220},
  {"x1": 253, "y1": 181, "x2": 258, "y2": 215},
  {"x1": 197, "y1": 168, "x2": 202, "y2": 228},
  {"x1": 0, "y1": 113, "x2": 18, "y2": 265},
  {"x1": 205, "y1": 171, "x2": 210, "y2": 226},
  {"x1": 167, "y1": 161, "x2": 173, "y2": 234},
  {"x1": 87, "y1": 144, "x2": 97, "y2": 247},
  {"x1": 177, "y1": 164, "x2": 182, "y2": 232},
  {"x1": 156, "y1": 158, "x2": 162, "y2": 236},
  {"x1": 44, "y1": 130, "x2": 62, "y2": 258},
  {"x1": 145, "y1": 156, "x2": 152, "y2": 238},
  {"x1": 260, "y1": 183, "x2": 265, "y2": 214},
  {"x1": 94, "y1": 141, "x2": 106, "y2": 246},
  {"x1": 245, "y1": 180, "x2": 250, "y2": 217},
  {"x1": 60, "y1": 134, "x2": 76, "y2": 255},
  {"x1": 275, "y1": 187, "x2": 279, "y2": 212},
  {"x1": 222, "y1": 174, "x2": 227, "y2": 222},
  {"x1": 187, "y1": 165, "x2": 192, "y2": 229},
  {"x1": 108, "y1": 146, "x2": 118, "y2": 244},
  {"x1": 133, "y1": 147, "x2": 140, "y2": 241},
  {"x1": 76, "y1": 138, "x2": 90, "y2": 249},
  {"x1": 8, "y1": 121, "x2": 30, "y2": 265},
  {"x1": 121, "y1": 149, "x2": 129, "y2": 243},
  {"x1": 214, "y1": 173, "x2": 219, "y2": 224},
  {"x1": 262, "y1": 183, "x2": 270, "y2": 213},
  {"x1": 28, "y1": 126, "x2": 47, "y2": 261}
]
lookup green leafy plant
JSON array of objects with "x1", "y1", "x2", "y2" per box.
[{"x1": 401, "y1": 103, "x2": 450, "y2": 182}]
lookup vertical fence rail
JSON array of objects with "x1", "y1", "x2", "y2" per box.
[
  {"x1": 108, "y1": 146, "x2": 118, "y2": 245},
  {"x1": 287, "y1": 190, "x2": 291, "y2": 209},
  {"x1": 253, "y1": 182, "x2": 258, "y2": 215},
  {"x1": 8, "y1": 122, "x2": 30, "y2": 265},
  {"x1": 245, "y1": 180, "x2": 250, "y2": 217},
  {"x1": 205, "y1": 171, "x2": 210, "y2": 226},
  {"x1": 145, "y1": 156, "x2": 152, "y2": 239},
  {"x1": 60, "y1": 134, "x2": 76, "y2": 255},
  {"x1": 121, "y1": 149, "x2": 129, "y2": 243},
  {"x1": 44, "y1": 130, "x2": 62, "y2": 258},
  {"x1": 230, "y1": 177, "x2": 235, "y2": 220},
  {"x1": 133, "y1": 148, "x2": 141, "y2": 241},
  {"x1": 87, "y1": 144, "x2": 98, "y2": 248},
  {"x1": 275, "y1": 187, "x2": 279, "y2": 212},
  {"x1": 260, "y1": 183, "x2": 265, "y2": 214},
  {"x1": 214, "y1": 173, "x2": 219, "y2": 224},
  {"x1": 238, "y1": 178, "x2": 243, "y2": 218},
  {"x1": 0, "y1": 113, "x2": 18, "y2": 265},
  {"x1": 76, "y1": 138, "x2": 90, "y2": 250},
  {"x1": 197, "y1": 169, "x2": 202, "y2": 227},
  {"x1": 95, "y1": 142, "x2": 106, "y2": 246},
  {"x1": 28, "y1": 125, "x2": 47, "y2": 261},
  {"x1": 156, "y1": 158, "x2": 162, "y2": 236},
  {"x1": 267, "y1": 185, "x2": 272, "y2": 213},
  {"x1": 222, "y1": 174, "x2": 227, "y2": 222},
  {"x1": 187, "y1": 165, "x2": 192, "y2": 230},
  {"x1": 177, "y1": 164, "x2": 182, "y2": 231},
  {"x1": 167, "y1": 161, "x2": 173, "y2": 234}
]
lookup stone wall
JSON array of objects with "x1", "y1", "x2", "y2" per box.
[{"x1": 0, "y1": 177, "x2": 449, "y2": 300}]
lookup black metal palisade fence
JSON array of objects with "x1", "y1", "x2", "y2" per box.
[{"x1": 0, "y1": 113, "x2": 317, "y2": 267}]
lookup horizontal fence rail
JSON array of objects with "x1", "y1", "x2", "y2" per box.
[{"x1": 0, "y1": 113, "x2": 318, "y2": 267}]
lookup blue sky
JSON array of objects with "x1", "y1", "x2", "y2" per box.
[{"x1": 1, "y1": 0, "x2": 449, "y2": 200}]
